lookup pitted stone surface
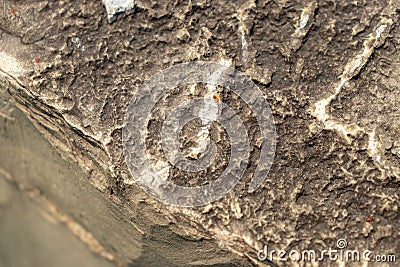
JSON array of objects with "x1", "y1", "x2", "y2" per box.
[{"x1": 0, "y1": 0, "x2": 399, "y2": 266}]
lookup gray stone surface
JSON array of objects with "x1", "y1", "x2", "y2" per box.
[
  {"x1": 0, "y1": 176, "x2": 114, "y2": 267},
  {"x1": 0, "y1": 0, "x2": 399, "y2": 266}
]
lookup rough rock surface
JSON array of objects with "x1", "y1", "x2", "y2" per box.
[{"x1": 0, "y1": 0, "x2": 399, "y2": 266}]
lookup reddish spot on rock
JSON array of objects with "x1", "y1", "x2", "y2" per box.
[
  {"x1": 365, "y1": 217, "x2": 372, "y2": 223},
  {"x1": 213, "y1": 94, "x2": 221, "y2": 102},
  {"x1": 11, "y1": 8, "x2": 17, "y2": 15},
  {"x1": 35, "y1": 58, "x2": 41, "y2": 64}
]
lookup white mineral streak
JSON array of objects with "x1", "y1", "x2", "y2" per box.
[
  {"x1": 236, "y1": 4, "x2": 253, "y2": 65},
  {"x1": 375, "y1": 24, "x2": 387, "y2": 38},
  {"x1": 71, "y1": 37, "x2": 85, "y2": 52},
  {"x1": 103, "y1": 0, "x2": 135, "y2": 19},
  {"x1": 368, "y1": 130, "x2": 382, "y2": 164},
  {"x1": 195, "y1": 59, "x2": 231, "y2": 157},
  {"x1": 239, "y1": 22, "x2": 248, "y2": 64},
  {"x1": 312, "y1": 16, "x2": 393, "y2": 166},
  {"x1": 294, "y1": 2, "x2": 316, "y2": 35},
  {"x1": 290, "y1": 1, "x2": 317, "y2": 54},
  {"x1": 299, "y1": 12, "x2": 309, "y2": 29}
]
